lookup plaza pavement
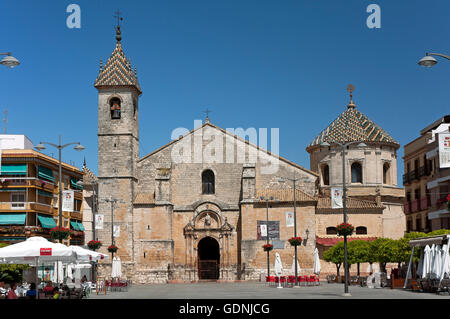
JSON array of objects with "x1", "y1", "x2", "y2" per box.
[{"x1": 89, "y1": 282, "x2": 450, "y2": 299}]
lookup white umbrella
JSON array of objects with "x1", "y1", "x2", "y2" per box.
[
  {"x1": 417, "y1": 249, "x2": 424, "y2": 278},
  {"x1": 431, "y1": 245, "x2": 441, "y2": 279},
  {"x1": 116, "y1": 256, "x2": 122, "y2": 278},
  {"x1": 67, "y1": 263, "x2": 74, "y2": 280},
  {"x1": 57, "y1": 261, "x2": 64, "y2": 284},
  {"x1": 274, "y1": 253, "x2": 283, "y2": 276},
  {"x1": 68, "y1": 245, "x2": 109, "y2": 263},
  {"x1": 440, "y1": 244, "x2": 449, "y2": 281},
  {"x1": 423, "y1": 245, "x2": 431, "y2": 279},
  {"x1": 111, "y1": 257, "x2": 118, "y2": 278},
  {"x1": 290, "y1": 255, "x2": 301, "y2": 275},
  {"x1": 313, "y1": 248, "x2": 321, "y2": 275}
]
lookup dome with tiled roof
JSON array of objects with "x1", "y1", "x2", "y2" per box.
[
  {"x1": 307, "y1": 94, "x2": 399, "y2": 151},
  {"x1": 94, "y1": 26, "x2": 141, "y2": 94}
]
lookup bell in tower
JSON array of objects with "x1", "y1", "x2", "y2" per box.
[{"x1": 110, "y1": 97, "x2": 121, "y2": 119}]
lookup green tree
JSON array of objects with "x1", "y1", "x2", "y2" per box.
[
  {"x1": 323, "y1": 242, "x2": 344, "y2": 278},
  {"x1": 348, "y1": 240, "x2": 370, "y2": 276},
  {"x1": 0, "y1": 264, "x2": 29, "y2": 284},
  {"x1": 370, "y1": 238, "x2": 397, "y2": 273}
]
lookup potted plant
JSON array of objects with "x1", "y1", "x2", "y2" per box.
[
  {"x1": 41, "y1": 180, "x2": 47, "y2": 188},
  {"x1": 108, "y1": 245, "x2": 118, "y2": 253},
  {"x1": 288, "y1": 236, "x2": 303, "y2": 246},
  {"x1": 336, "y1": 223, "x2": 354, "y2": 236},
  {"x1": 87, "y1": 240, "x2": 102, "y2": 251},
  {"x1": 50, "y1": 227, "x2": 71, "y2": 241},
  {"x1": 262, "y1": 243, "x2": 273, "y2": 252}
]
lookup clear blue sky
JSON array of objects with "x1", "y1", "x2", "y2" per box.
[{"x1": 1, "y1": 0, "x2": 449, "y2": 185}]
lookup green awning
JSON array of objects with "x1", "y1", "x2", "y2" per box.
[
  {"x1": 70, "y1": 178, "x2": 83, "y2": 190},
  {"x1": 37, "y1": 214, "x2": 57, "y2": 229},
  {"x1": 77, "y1": 222, "x2": 85, "y2": 231},
  {"x1": 70, "y1": 221, "x2": 80, "y2": 230},
  {"x1": 0, "y1": 188, "x2": 27, "y2": 192},
  {"x1": 37, "y1": 190, "x2": 53, "y2": 198},
  {"x1": 0, "y1": 164, "x2": 27, "y2": 176},
  {"x1": 37, "y1": 166, "x2": 55, "y2": 182},
  {"x1": 0, "y1": 213, "x2": 26, "y2": 225}
]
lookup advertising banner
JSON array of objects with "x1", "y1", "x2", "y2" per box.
[
  {"x1": 286, "y1": 212, "x2": 294, "y2": 227},
  {"x1": 331, "y1": 187, "x2": 343, "y2": 209},
  {"x1": 62, "y1": 190, "x2": 74, "y2": 212},
  {"x1": 439, "y1": 133, "x2": 450, "y2": 168},
  {"x1": 95, "y1": 214, "x2": 104, "y2": 230}
]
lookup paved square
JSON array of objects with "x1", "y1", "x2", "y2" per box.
[{"x1": 89, "y1": 282, "x2": 450, "y2": 299}]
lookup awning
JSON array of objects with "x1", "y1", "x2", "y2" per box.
[
  {"x1": 77, "y1": 222, "x2": 85, "y2": 231},
  {"x1": 408, "y1": 235, "x2": 449, "y2": 247},
  {"x1": 0, "y1": 188, "x2": 27, "y2": 192},
  {"x1": 0, "y1": 164, "x2": 27, "y2": 176},
  {"x1": 37, "y1": 166, "x2": 55, "y2": 182},
  {"x1": 0, "y1": 213, "x2": 26, "y2": 225},
  {"x1": 70, "y1": 221, "x2": 80, "y2": 230},
  {"x1": 37, "y1": 214, "x2": 57, "y2": 229},
  {"x1": 70, "y1": 178, "x2": 82, "y2": 190},
  {"x1": 316, "y1": 236, "x2": 378, "y2": 247},
  {"x1": 37, "y1": 190, "x2": 53, "y2": 198}
]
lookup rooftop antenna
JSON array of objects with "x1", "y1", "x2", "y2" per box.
[{"x1": 3, "y1": 110, "x2": 8, "y2": 134}]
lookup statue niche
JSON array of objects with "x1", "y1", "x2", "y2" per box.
[{"x1": 195, "y1": 212, "x2": 219, "y2": 229}]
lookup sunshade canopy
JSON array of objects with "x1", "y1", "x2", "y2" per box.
[
  {"x1": 38, "y1": 214, "x2": 57, "y2": 229},
  {"x1": 0, "y1": 213, "x2": 26, "y2": 225}
]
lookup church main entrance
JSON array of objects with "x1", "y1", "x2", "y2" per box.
[{"x1": 197, "y1": 237, "x2": 220, "y2": 280}]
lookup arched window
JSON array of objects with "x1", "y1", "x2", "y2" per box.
[
  {"x1": 322, "y1": 164, "x2": 330, "y2": 186},
  {"x1": 383, "y1": 163, "x2": 390, "y2": 184},
  {"x1": 110, "y1": 97, "x2": 121, "y2": 119},
  {"x1": 351, "y1": 162, "x2": 363, "y2": 183},
  {"x1": 355, "y1": 226, "x2": 367, "y2": 235},
  {"x1": 326, "y1": 227, "x2": 337, "y2": 235},
  {"x1": 202, "y1": 170, "x2": 215, "y2": 194}
]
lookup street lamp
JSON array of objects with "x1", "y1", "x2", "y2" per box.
[
  {"x1": 35, "y1": 136, "x2": 85, "y2": 242},
  {"x1": 278, "y1": 172, "x2": 301, "y2": 287},
  {"x1": 260, "y1": 196, "x2": 278, "y2": 278},
  {"x1": 320, "y1": 140, "x2": 367, "y2": 296},
  {"x1": 0, "y1": 52, "x2": 20, "y2": 68},
  {"x1": 418, "y1": 52, "x2": 450, "y2": 67}
]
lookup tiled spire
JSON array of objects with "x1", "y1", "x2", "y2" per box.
[
  {"x1": 94, "y1": 26, "x2": 142, "y2": 94},
  {"x1": 307, "y1": 86, "x2": 399, "y2": 149}
]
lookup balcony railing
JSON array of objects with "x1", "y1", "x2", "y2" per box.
[
  {"x1": 0, "y1": 202, "x2": 55, "y2": 214},
  {"x1": 0, "y1": 226, "x2": 49, "y2": 236},
  {"x1": 0, "y1": 177, "x2": 56, "y2": 191},
  {"x1": 411, "y1": 199, "x2": 419, "y2": 213},
  {"x1": 420, "y1": 196, "x2": 431, "y2": 211},
  {"x1": 404, "y1": 201, "x2": 411, "y2": 214}
]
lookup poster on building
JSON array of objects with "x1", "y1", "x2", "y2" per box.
[
  {"x1": 260, "y1": 224, "x2": 267, "y2": 237},
  {"x1": 286, "y1": 212, "x2": 294, "y2": 227},
  {"x1": 62, "y1": 190, "x2": 74, "y2": 212},
  {"x1": 113, "y1": 225, "x2": 120, "y2": 238},
  {"x1": 257, "y1": 221, "x2": 280, "y2": 240},
  {"x1": 439, "y1": 133, "x2": 450, "y2": 168},
  {"x1": 331, "y1": 187, "x2": 343, "y2": 209},
  {"x1": 95, "y1": 214, "x2": 104, "y2": 230},
  {"x1": 272, "y1": 240, "x2": 285, "y2": 249}
]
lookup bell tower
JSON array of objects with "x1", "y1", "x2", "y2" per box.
[{"x1": 94, "y1": 21, "x2": 141, "y2": 264}]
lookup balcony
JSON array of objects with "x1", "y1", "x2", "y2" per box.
[
  {"x1": 420, "y1": 196, "x2": 431, "y2": 211},
  {"x1": 403, "y1": 173, "x2": 410, "y2": 185},
  {"x1": 0, "y1": 226, "x2": 49, "y2": 236},
  {"x1": 0, "y1": 177, "x2": 56, "y2": 191},
  {"x1": 404, "y1": 201, "x2": 411, "y2": 214},
  {"x1": 411, "y1": 199, "x2": 419, "y2": 213},
  {"x1": 70, "y1": 211, "x2": 82, "y2": 220}
]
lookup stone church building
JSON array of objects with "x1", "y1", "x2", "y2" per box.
[{"x1": 93, "y1": 27, "x2": 404, "y2": 283}]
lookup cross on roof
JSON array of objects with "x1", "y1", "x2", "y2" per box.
[
  {"x1": 114, "y1": 10, "x2": 123, "y2": 27},
  {"x1": 204, "y1": 108, "x2": 212, "y2": 122}
]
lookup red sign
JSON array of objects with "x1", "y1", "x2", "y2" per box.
[{"x1": 40, "y1": 248, "x2": 52, "y2": 256}]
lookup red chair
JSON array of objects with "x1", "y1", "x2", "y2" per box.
[
  {"x1": 287, "y1": 276, "x2": 295, "y2": 287},
  {"x1": 303, "y1": 276, "x2": 309, "y2": 286},
  {"x1": 280, "y1": 276, "x2": 286, "y2": 287}
]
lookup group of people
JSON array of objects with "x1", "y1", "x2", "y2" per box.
[
  {"x1": 0, "y1": 274, "x2": 89, "y2": 300},
  {"x1": 0, "y1": 281, "x2": 37, "y2": 299}
]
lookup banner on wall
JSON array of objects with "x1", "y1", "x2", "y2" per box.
[
  {"x1": 95, "y1": 214, "x2": 104, "y2": 230},
  {"x1": 439, "y1": 133, "x2": 450, "y2": 168},
  {"x1": 113, "y1": 225, "x2": 120, "y2": 238},
  {"x1": 260, "y1": 224, "x2": 267, "y2": 238},
  {"x1": 331, "y1": 187, "x2": 343, "y2": 209},
  {"x1": 286, "y1": 212, "x2": 294, "y2": 227},
  {"x1": 62, "y1": 190, "x2": 74, "y2": 212}
]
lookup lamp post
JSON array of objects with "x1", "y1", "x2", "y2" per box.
[
  {"x1": 278, "y1": 171, "x2": 301, "y2": 287},
  {"x1": 0, "y1": 52, "x2": 20, "y2": 68},
  {"x1": 418, "y1": 52, "x2": 450, "y2": 67},
  {"x1": 35, "y1": 136, "x2": 85, "y2": 243},
  {"x1": 320, "y1": 140, "x2": 366, "y2": 296},
  {"x1": 260, "y1": 196, "x2": 274, "y2": 278}
]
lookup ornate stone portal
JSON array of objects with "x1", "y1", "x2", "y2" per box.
[{"x1": 183, "y1": 202, "x2": 234, "y2": 281}]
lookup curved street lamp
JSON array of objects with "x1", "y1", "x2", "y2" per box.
[
  {"x1": 0, "y1": 52, "x2": 20, "y2": 68},
  {"x1": 320, "y1": 140, "x2": 367, "y2": 296},
  {"x1": 35, "y1": 136, "x2": 85, "y2": 242},
  {"x1": 418, "y1": 52, "x2": 450, "y2": 67}
]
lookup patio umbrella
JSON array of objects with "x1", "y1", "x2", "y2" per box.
[
  {"x1": 68, "y1": 245, "x2": 109, "y2": 263},
  {"x1": 274, "y1": 253, "x2": 283, "y2": 276},
  {"x1": 67, "y1": 263, "x2": 74, "y2": 280},
  {"x1": 434, "y1": 245, "x2": 443, "y2": 279},
  {"x1": 116, "y1": 256, "x2": 122, "y2": 278},
  {"x1": 313, "y1": 248, "x2": 321, "y2": 275},
  {"x1": 439, "y1": 244, "x2": 449, "y2": 281},
  {"x1": 290, "y1": 255, "x2": 301, "y2": 275},
  {"x1": 111, "y1": 257, "x2": 118, "y2": 278},
  {"x1": 417, "y1": 248, "x2": 424, "y2": 278},
  {"x1": 423, "y1": 245, "x2": 431, "y2": 279}
]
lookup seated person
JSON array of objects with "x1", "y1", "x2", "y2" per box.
[
  {"x1": 81, "y1": 275, "x2": 88, "y2": 283},
  {"x1": 52, "y1": 287, "x2": 61, "y2": 299},
  {"x1": 26, "y1": 283, "x2": 37, "y2": 299},
  {"x1": 43, "y1": 281, "x2": 54, "y2": 293}
]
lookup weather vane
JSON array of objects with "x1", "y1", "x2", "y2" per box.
[
  {"x1": 114, "y1": 10, "x2": 124, "y2": 41},
  {"x1": 347, "y1": 84, "x2": 355, "y2": 101}
]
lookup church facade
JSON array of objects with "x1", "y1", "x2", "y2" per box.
[{"x1": 93, "y1": 27, "x2": 405, "y2": 283}]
